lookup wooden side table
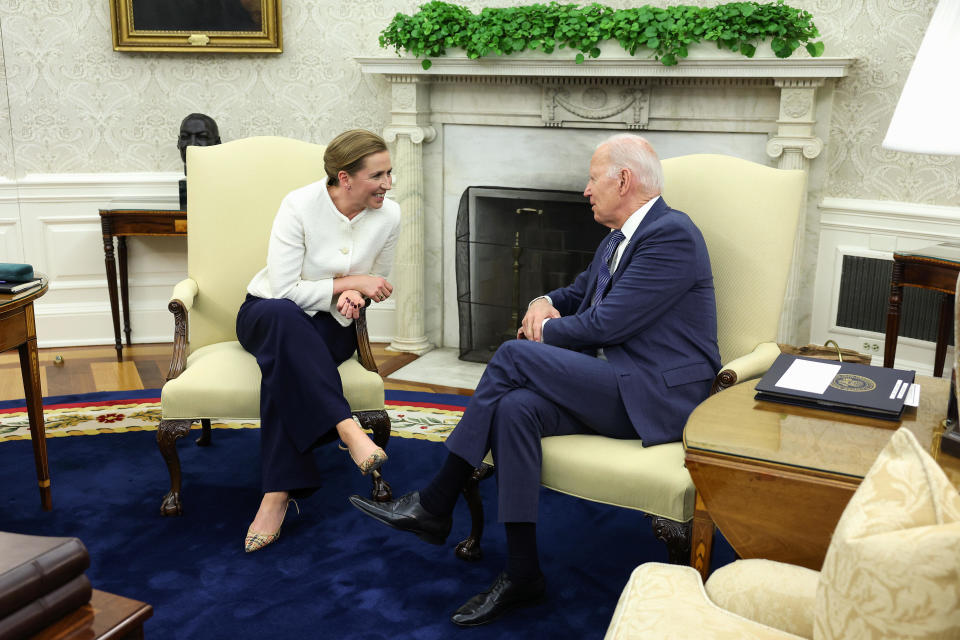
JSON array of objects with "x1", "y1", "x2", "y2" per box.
[
  {"x1": 683, "y1": 376, "x2": 958, "y2": 581},
  {"x1": 29, "y1": 589, "x2": 153, "y2": 640},
  {"x1": 99, "y1": 209, "x2": 186, "y2": 361},
  {"x1": 0, "y1": 276, "x2": 51, "y2": 510},
  {"x1": 884, "y1": 243, "x2": 960, "y2": 377}
]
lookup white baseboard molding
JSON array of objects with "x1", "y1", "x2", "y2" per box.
[{"x1": 34, "y1": 302, "x2": 175, "y2": 349}]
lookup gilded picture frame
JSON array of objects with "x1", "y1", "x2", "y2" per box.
[{"x1": 110, "y1": 0, "x2": 282, "y2": 53}]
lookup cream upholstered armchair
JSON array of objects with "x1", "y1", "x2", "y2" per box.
[
  {"x1": 604, "y1": 427, "x2": 960, "y2": 639},
  {"x1": 157, "y1": 136, "x2": 391, "y2": 516},
  {"x1": 456, "y1": 155, "x2": 806, "y2": 564}
]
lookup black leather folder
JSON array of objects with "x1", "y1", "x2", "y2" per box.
[{"x1": 755, "y1": 353, "x2": 916, "y2": 421}]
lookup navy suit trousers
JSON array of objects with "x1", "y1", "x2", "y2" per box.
[
  {"x1": 236, "y1": 295, "x2": 356, "y2": 495},
  {"x1": 444, "y1": 339, "x2": 638, "y2": 523}
]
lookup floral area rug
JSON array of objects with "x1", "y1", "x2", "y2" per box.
[{"x1": 0, "y1": 389, "x2": 467, "y2": 443}]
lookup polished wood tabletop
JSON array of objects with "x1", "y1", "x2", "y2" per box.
[
  {"x1": 29, "y1": 589, "x2": 152, "y2": 639},
  {"x1": 685, "y1": 376, "x2": 956, "y2": 481},
  {"x1": 0, "y1": 276, "x2": 51, "y2": 510},
  {"x1": 683, "y1": 375, "x2": 959, "y2": 577}
]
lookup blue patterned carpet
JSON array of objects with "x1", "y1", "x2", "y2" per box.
[{"x1": 0, "y1": 391, "x2": 734, "y2": 639}]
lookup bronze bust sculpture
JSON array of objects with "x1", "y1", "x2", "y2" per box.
[
  {"x1": 178, "y1": 113, "x2": 221, "y2": 209},
  {"x1": 178, "y1": 113, "x2": 221, "y2": 170}
]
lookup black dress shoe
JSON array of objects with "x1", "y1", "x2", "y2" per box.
[
  {"x1": 450, "y1": 572, "x2": 546, "y2": 627},
  {"x1": 348, "y1": 491, "x2": 452, "y2": 545}
]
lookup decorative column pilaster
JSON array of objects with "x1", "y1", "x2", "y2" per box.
[
  {"x1": 383, "y1": 77, "x2": 436, "y2": 354},
  {"x1": 766, "y1": 78, "x2": 824, "y2": 345}
]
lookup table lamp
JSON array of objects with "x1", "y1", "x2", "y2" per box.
[
  {"x1": 882, "y1": 0, "x2": 960, "y2": 155},
  {"x1": 881, "y1": 0, "x2": 960, "y2": 455}
]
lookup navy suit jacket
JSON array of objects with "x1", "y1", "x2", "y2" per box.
[{"x1": 543, "y1": 197, "x2": 720, "y2": 446}]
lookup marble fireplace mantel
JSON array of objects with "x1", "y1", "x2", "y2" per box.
[{"x1": 358, "y1": 52, "x2": 855, "y2": 353}]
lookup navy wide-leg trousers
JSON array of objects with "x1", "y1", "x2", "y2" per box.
[
  {"x1": 444, "y1": 340, "x2": 639, "y2": 523},
  {"x1": 236, "y1": 295, "x2": 357, "y2": 494}
]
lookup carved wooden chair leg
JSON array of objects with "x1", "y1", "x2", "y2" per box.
[
  {"x1": 355, "y1": 409, "x2": 392, "y2": 502},
  {"x1": 455, "y1": 463, "x2": 495, "y2": 562},
  {"x1": 355, "y1": 409, "x2": 391, "y2": 449},
  {"x1": 650, "y1": 515, "x2": 692, "y2": 565},
  {"x1": 196, "y1": 418, "x2": 212, "y2": 447},
  {"x1": 157, "y1": 418, "x2": 194, "y2": 516}
]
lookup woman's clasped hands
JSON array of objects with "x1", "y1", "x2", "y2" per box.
[
  {"x1": 336, "y1": 275, "x2": 394, "y2": 319},
  {"x1": 357, "y1": 275, "x2": 393, "y2": 303}
]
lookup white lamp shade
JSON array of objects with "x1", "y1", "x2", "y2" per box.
[{"x1": 882, "y1": 0, "x2": 960, "y2": 155}]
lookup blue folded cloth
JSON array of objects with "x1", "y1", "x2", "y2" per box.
[{"x1": 0, "y1": 263, "x2": 34, "y2": 283}]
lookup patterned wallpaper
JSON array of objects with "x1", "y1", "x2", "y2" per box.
[{"x1": 0, "y1": 0, "x2": 956, "y2": 205}]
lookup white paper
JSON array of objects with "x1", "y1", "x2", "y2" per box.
[
  {"x1": 890, "y1": 379, "x2": 903, "y2": 399},
  {"x1": 904, "y1": 383, "x2": 921, "y2": 407},
  {"x1": 774, "y1": 359, "x2": 842, "y2": 395}
]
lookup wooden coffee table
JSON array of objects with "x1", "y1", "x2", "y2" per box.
[
  {"x1": 29, "y1": 589, "x2": 152, "y2": 640},
  {"x1": 683, "y1": 376, "x2": 960, "y2": 580}
]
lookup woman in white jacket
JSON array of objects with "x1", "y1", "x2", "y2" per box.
[{"x1": 237, "y1": 129, "x2": 401, "y2": 552}]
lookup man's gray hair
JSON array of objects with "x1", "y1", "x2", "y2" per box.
[{"x1": 600, "y1": 133, "x2": 663, "y2": 194}]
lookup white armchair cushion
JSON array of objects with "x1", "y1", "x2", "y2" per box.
[
  {"x1": 161, "y1": 341, "x2": 384, "y2": 420},
  {"x1": 605, "y1": 563, "x2": 804, "y2": 640},
  {"x1": 706, "y1": 559, "x2": 818, "y2": 639},
  {"x1": 541, "y1": 437, "x2": 693, "y2": 522},
  {"x1": 814, "y1": 428, "x2": 960, "y2": 639}
]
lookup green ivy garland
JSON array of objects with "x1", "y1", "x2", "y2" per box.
[{"x1": 380, "y1": 1, "x2": 824, "y2": 69}]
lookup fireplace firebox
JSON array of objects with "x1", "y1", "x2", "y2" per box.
[{"x1": 456, "y1": 186, "x2": 608, "y2": 363}]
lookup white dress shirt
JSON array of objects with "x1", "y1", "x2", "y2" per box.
[{"x1": 246, "y1": 180, "x2": 402, "y2": 326}]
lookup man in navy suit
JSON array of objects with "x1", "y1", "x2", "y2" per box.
[{"x1": 350, "y1": 134, "x2": 720, "y2": 626}]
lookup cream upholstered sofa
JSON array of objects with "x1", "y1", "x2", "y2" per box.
[
  {"x1": 604, "y1": 427, "x2": 960, "y2": 639},
  {"x1": 157, "y1": 136, "x2": 390, "y2": 516},
  {"x1": 456, "y1": 154, "x2": 806, "y2": 563}
]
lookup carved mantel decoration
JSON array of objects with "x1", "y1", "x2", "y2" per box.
[
  {"x1": 359, "y1": 53, "x2": 855, "y2": 350},
  {"x1": 543, "y1": 83, "x2": 649, "y2": 129}
]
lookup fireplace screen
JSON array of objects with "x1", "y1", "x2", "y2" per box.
[{"x1": 456, "y1": 186, "x2": 609, "y2": 363}]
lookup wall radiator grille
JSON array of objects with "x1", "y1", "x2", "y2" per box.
[{"x1": 836, "y1": 255, "x2": 952, "y2": 345}]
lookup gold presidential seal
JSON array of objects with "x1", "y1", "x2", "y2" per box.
[{"x1": 830, "y1": 373, "x2": 876, "y2": 392}]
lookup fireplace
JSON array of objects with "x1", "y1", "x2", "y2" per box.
[
  {"x1": 456, "y1": 186, "x2": 607, "y2": 362},
  {"x1": 359, "y1": 52, "x2": 854, "y2": 352}
]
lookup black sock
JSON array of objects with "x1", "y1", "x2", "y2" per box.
[
  {"x1": 419, "y1": 453, "x2": 474, "y2": 517},
  {"x1": 505, "y1": 522, "x2": 541, "y2": 582}
]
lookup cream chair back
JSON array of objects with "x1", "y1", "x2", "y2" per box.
[
  {"x1": 186, "y1": 137, "x2": 327, "y2": 351},
  {"x1": 661, "y1": 155, "x2": 806, "y2": 365}
]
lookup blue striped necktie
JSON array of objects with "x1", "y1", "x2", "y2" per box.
[{"x1": 592, "y1": 229, "x2": 625, "y2": 306}]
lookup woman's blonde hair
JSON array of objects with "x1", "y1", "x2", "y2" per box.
[{"x1": 324, "y1": 129, "x2": 388, "y2": 186}]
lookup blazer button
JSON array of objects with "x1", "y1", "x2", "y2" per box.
[{"x1": 340, "y1": 247, "x2": 349, "y2": 254}]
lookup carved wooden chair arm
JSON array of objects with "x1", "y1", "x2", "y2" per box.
[
  {"x1": 354, "y1": 298, "x2": 379, "y2": 373},
  {"x1": 709, "y1": 342, "x2": 781, "y2": 395},
  {"x1": 165, "y1": 278, "x2": 198, "y2": 382}
]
